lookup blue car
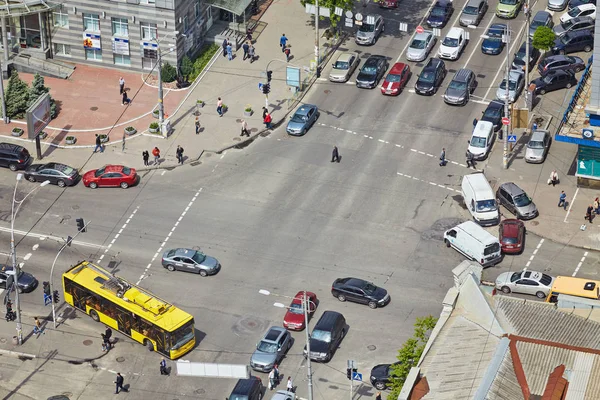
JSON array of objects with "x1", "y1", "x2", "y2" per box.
[
  {"x1": 286, "y1": 104, "x2": 320, "y2": 136},
  {"x1": 481, "y1": 24, "x2": 507, "y2": 55},
  {"x1": 426, "y1": 0, "x2": 454, "y2": 28}
]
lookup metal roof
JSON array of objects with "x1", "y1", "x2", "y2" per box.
[
  {"x1": 487, "y1": 351, "x2": 524, "y2": 400},
  {"x1": 0, "y1": 0, "x2": 59, "y2": 17},
  {"x1": 205, "y1": 0, "x2": 252, "y2": 16}
]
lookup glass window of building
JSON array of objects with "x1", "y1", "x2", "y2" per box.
[
  {"x1": 53, "y1": 8, "x2": 69, "y2": 28},
  {"x1": 140, "y1": 22, "x2": 157, "y2": 40},
  {"x1": 140, "y1": 0, "x2": 156, "y2": 4},
  {"x1": 112, "y1": 18, "x2": 128, "y2": 36},
  {"x1": 195, "y1": 2, "x2": 201, "y2": 18},
  {"x1": 83, "y1": 13, "x2": 100, "y2": 32},
  {"x1": 114, "y1": 54, "x2": 131, "y2": 66},
  {"x1": 54, "y1": 43, "x2": 71, "y2": 56},
  {"x1": 85, "y1": 48, "x2": 102, "y2": 61},
  {"x1": 142, "y1": 57, "x2": 157, "y2": 70},
  {"x1": 183, "y1": 16, "x2": 189, "y2": 32}
]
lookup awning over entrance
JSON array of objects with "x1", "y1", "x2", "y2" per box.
[
  {"x1": 205, "y1": 0, "x2": 252, "y2": 16},
  {"x1": 0, "y1": 0, "x2": 59, "y2": 17}
]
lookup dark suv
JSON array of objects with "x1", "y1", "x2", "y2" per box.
[
  {"x1": 415, "y1": 58, "x2": 447, "y2": 95},
  {"x1": 0, "y1": 143, "x2": 32, "y2": 171},
  {"x1": 552, "y1": 30, "x2": 594, "y2": 55},
  {"x1": 303, "y1": 311, "x2": 346, "y2": 362},
  {"x1": 228, "y1": 377, "x2": 263, "y2": 400}
]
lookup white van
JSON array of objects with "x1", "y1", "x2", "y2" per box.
[
  {"x1": 461, "y1": 172, "x2": 499, "y2": 226},
  {"x1": 444, "y1": 221, "x2": 502, "y2": 267},
  {"x1": 468, "y1": 121, "x2": 494, "y2": 160}
]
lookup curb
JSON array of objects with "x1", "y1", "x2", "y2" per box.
[{"x1": 0, "y1": 348, "x2": 36, "y2": 359}]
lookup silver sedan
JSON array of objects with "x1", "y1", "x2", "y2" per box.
[
  {"x1": 496, "y1": 69, "x2": 524, "y2": 103},
  {"x1": 495, "y1": 269, "x2": 555, "y2": 299},
  {"x1": 406, "y1": 32, "x2": 437, "y2": 62}
]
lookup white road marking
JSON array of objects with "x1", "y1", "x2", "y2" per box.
[
  {"x1": 525, "y1": 238, "x2": 544, "y2": 267},
  {"x1": 564, "y1": 187, "x2": 578, "y2": 222},
  {"x1": 161, "y1": 170, "x2": 166, "y2": 176},
  {"x1": 572, "y1": 251, "x2": 589, "y2": 277},
  {"x1": 32, "y1": 244, "x2": 38, "y2": 251},
  {"x1": 0, "y1": 227, "x2": 104, "y2": 249},
  {"x1": 97, "y1": 205, "x2": 140, "y2": 264},
  {"x1": 23, "y1": 253, "x2": 32, "y2": 261},
  {"x1": 397, "y1": 172, "x2": 460, "y2": 193}
]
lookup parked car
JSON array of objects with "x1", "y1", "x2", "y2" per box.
[
  {"x1": 496, "y1": 182, "x2": 539, "y2": 219},
  {"x1": 82, "y1": 165, "x2": 138, "y2": 189},
  {"x1": 538, "y1": 55, "x2": 585, "y2": 75},
  {"x1": 549, "y1": 0, "x2": 569, "y2": 11},
  {"x1": 356, "y1": 55, "x2": 388, "y2": 89},
  {"x1": 25, "y1": 162, "x2": 79, "y2": 187},
  {"x1": 250, "y1": 326, "x2": 292, "y2": 372},
  {"x1": 551, "y1": 30, "x2": 594, "y2": 54},
  {"x1": 553, "y1": 16, "x2": 595, "y2": 37},
  {"x1": 381, "y1": 63, "x2": 411, "y2": 96},
  {"x1": 283, "y1": 291, "x2": 317, "y2": 331},
  {"x1": 481, "y1": 24, "x2": 507, "y2": 55},
  {"x1": 460, "y1": 0, "x2": 488, "y2": 26},
  {"x1": 496, "y1": 0, "x2": 523, "y2": 18},
  {"x1": 229, "y1": 377, "x2": 264, "y2": 400},
  {"x1": 496, "y1": 69, "x2": 524, "y2": 103},
  {"x1": 303, "y1": 311, "x2": 346, "y2": 362},
  {"x1": 406, "y1": 31, "x2": 437, "y2": 62},
  {"x1": 512, "y1": 40, "x2": 540, "y2": 70},
  {"x1": 532, "y1": 69, "x2": 578, "y2": 95},
  {"x1": 370, "y1": 361, "x2": 402, "y2": 390},
  {"x1": 271, "y1": 391, "x2": 296, "y2": 400},
  {"x1": 438, "y1": 27, "x2": 467, "y2": 60},
  {"x1": 379, "y1": 0, "x2": 398, "y2": 8},
  {"x1": 329, "y1": 52, "x2": 360, "y2": 83},
  {"x1": 569, "y1": 0, "x2": 596, "y2": 9},
  {"x1": 427, "y1": 0, "x2": 454, "y2": 28},
  {"x1": 0, "y1": 265, "x2": 38, "y2": 293},
  {"x1": 481, "y1": 100, "x2": 505, "y2": 131},
  {"x1": 525, "y1": 130, "x2": 552, "y2": 163},
  {"x1": 161, "y1": 248, "x2": 221, "y2": 276},
  {"x1": 331, "y1": 277, "x2": 390, "y2": 309},
  {"x1": 355, "y1": 14, "x2": 384, "y2": 45},
  {"x1": 443, "y1": 68, "x2": 476, "y2": 106},
  {"x1": 286, "y1": 104, "x2": 319, "y2": 136},
  {"x1": 0, "y1": 143, "x2": 32, "y2": 172},
  {"x1": 499, "y1": 219, "x2": 525, "y2": 254},
  {"x1": 415, "y1": 58, "x2": 447, "y2": 95},
  {"x1": 495, "y1": 269, "x2": 554, "y2": 299},
  {"x1": 529, "y1": 11, "x2": 554, "y2": 38},
  {"x1": 560, "y1": 3, "x2": 596, "y2": 22}
]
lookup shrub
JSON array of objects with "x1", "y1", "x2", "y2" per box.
[
  {"x1": 5, "y1": 70, "x2": 29, "y2": 119},
  {"x1": 149, "y1": 122, "x2": 159, "y2": 130},
  {"x1": 161, "y1": 62, "x2": 177, "y2": 83},
  {"x1": 190, "y1": 44, "x2": 220, "y2": 81},
  {"x1": 180, "y1": 55, "x2": 194, "y2": 80}
]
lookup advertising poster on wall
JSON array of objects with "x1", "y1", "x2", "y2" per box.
[
  {"x1": 112, "y1": 37, "x2": 129, "y2": 55},
  {"x1": 83, "y1": 33, "x2": 101, "y2": 50}
]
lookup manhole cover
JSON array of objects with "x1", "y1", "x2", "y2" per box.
[
  {"x1": 233, "y1": 137, "x2": 241, "y2": 142},
  {"x1": 251, "y1": 128, "x2": 258, "y2": 132},
  {"x1": 194, "y1": 389, "x2": 206, "y2": 394},
  {"x1": 90, "y1": 107, "x2": 98, "y2": 111},
  {"x1": 47, "y1": 396, "x2": 70, "y2": 400},
  {"x1": 116, "y1": 357, "x2": 125, "y2": 363},
  {"x1": 530, "y1": 221, "x2": 539, "y2": 226},
  {"x1": 71, "y1": 205, "x2": 79, "y2": 210},
  {"x1": 236, "y1": 118, "x2": 242, "y2": 123},
  {"x1": 324, "y1": 90, "x2": 331, "y2": 94},
  {"x1": 83, "y1": 340, "x2": 93, "y2": 346},
  {"x1": 367, "y1": 345, "x2": 376, "y2": 351},
  {"x1": 232, "y1": 315, "x2": 269, "y2": 336}
]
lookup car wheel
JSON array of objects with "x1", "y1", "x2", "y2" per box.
[
  {"x1": 120, "y1": 182, "x2": 129, "y2": 189},
  {"x1": 199, "y1": 269, "x2": 208, "y2": 277},
  {"x1": 584, "y1": 45, "x2": 592, "y2": 52},
  {"x1": 89, "y1": 182, "x2": 98, "y2": 189},
  {"x1": 166, "y1": 264, "x2": 176, "y2": 272},
  {"x1": 89, "y1": 309, "x2": 100, "y2": 322},
  {"x1": 559, "y1": 50, "x2": 565, "y2": 55},
  {"x1": 337, "y1": 294, "x2": 346, "y2": 302},
  {"x1": 57, "y1": 180, "x2": 66, "y2": 188},
  {"x1": 536, "y1": 291, "x2": 546, "y2": 299},
  {"x1": 566, "y1": 82, "x2": 573, "y2": 89},
  {"x1": 539, "y1": 88, "x2": 547, "y2": 95},
  {"x1": 444, "y1": 238, "x2": 451, "y2": 248},
  {"x1": 258, "y1": 393, "x2": 263, "y2": 400},
  {"x1": 144, "y1": 339, "x2": 154, "y2": 351},
  {"x1": 8, "y1": 164, "x2": 17, "y2": 172},
  {"x1": 375, "y1": 381, "x2": 386, "y2": 390},
  {"x1": 501, "y1": 286, "x2": 511, "y2": 294},
  {"x1": 368, "y1": 301, "x2": 377, "y2": 309},
  {"x1": 27, "y1": 175, "x2": 36, "y2": 182},
  {"x1": 575, "y1": 66, "x2": 583, "y2": 73}
]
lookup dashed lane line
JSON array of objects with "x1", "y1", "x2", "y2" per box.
[
  {"x1": 525, "y1": 238, "x2": 545, "y2": 268},
  {"x1": 97, "y1": 206, "x2": 140, "y2": 265},
  {"x1": 397, "y1": 172, "x2": 460, "y2": 193},
  {"x1": 572, "y1": 251, "x2": 589, "y2": 277}
]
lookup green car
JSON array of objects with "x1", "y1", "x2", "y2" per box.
[{"x1": 496, "y1": 0, "x2": 522, "y2": 18}]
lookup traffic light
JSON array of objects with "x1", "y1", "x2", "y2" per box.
[
  {"x1": 347, "y1": 368, "x2": 352, "y2": 380},
  {"x1": 43, "y1": 281, "x2": 50, "y2": 297},
  {"x1": 267, "y1": 70, "x2": 273, "y2": 83},
  {"x1": 53, "y1": 290, "x2": 60, "y2": 304},
  {"x1": 76, "y1": 218, "x2": 86, "y2": 233},
  {"x1": 262, "y1": 83, "x2": 270, "y2": 94}
]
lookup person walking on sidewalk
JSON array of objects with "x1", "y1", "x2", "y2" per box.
[
  {"x1": 286, "y1": 377, "x2": 293, "y2": 392},
  {"x1": 548, "y1": 170, "x2": 559, "y2": 186},
  {"x1": 226, "y1": 42, "x2": 233, "y2": 61},
  {"x1": 242, "y1": 41, "x2": 250, "y2": 60},
  {"x1": 33, "y1": 317, "x2": 45, "y2": 335},
  {"x1": 466, "y1": 150, "x2": 475, "y2": 168},
  {"x1": 160, "y1": 358, "x2": 169, "y2": 375},
  {"x1": 114, "y1": 373, "x2": 125, "y2": 394},
  {"x1": 284, "y1": 47, "x2": 291, "y2": 62},
  {"x1": 558, "y1": 191, "x2": 567, "y2": 210},
  {"x1": 262, "y1": 107, "x2": 268, "y2": 120},
  {"x1": 176, "y1": 145, "x2": 184, "y2": 164},
  {"x1": 240, "y1": 119, "x2": 250, "y2": 137},
  {"x1": 264, "y1": 112, "x2": 272, "y2": 129},
  {"x1": 119, "y1": 77, "x2": 125, "y2": 95},
  {"x1": 105, "y1": 327, "x2": 112, "y2": 349},
  {"x1": 268, "y1": 368, "x2": 276, "y2": 390},
  {"x1": 439, "y1": 148, "x2": 446, "y2": 166},
  {"x1": 93, "y1": 134, "x2": 104, "y2": 153},
  {"x1": 217, "y1": 97, "x2": 224, "y2": 117},
  {"x1": 248, "y1": 45, "x2": 256, "y2": 63},
  {"x1": 195, "y1": 117, "x2": 200, "y2": 134},
  {"x1": 280, "y1": 34, "x2": 288, "y2": 52},
  {"x1": 122, "y1": 90, "x2": 129, "y2": 106},
  {"x1": 331, "y1": 146, "x2": 340, "y2": 162},
  {"x1": 586, "y1": 204, "x2": 594, "y2": 223},
  {"x1": 222, "y1": 38, "x2": 228, "y2": 57},
  {"x1": 595, "y1": 197, "x2": 600, "y2": 214},
  {"x1": 142, "y1": 150, "x2": 149, "y2": 166},
  {"x1": 152, "y1": 147, "x2": 161, "y2": 165}
]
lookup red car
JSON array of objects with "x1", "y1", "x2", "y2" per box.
[
  {"x1": 381, "y1": 63, "x2": 411, "y2": 96},
  {"x1": 283, "y1": 291, "x2": 317, "y2": 331},
  {"x1": 379, "y1": 0, "x2": 398, "y2": 8},
  {"x1": 499, "y1": 219, "x2": 525, "y2": 254},
  {"x1": 83, "y1": 165, "x2": 138, "y2": 189}
]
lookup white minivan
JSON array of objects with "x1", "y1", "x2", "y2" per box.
[
  {"x1": 462, "y1": 172, "x2": 499, "y2": 226},
  {"x1": 444, "y1": 221, "x2": 502, "y2": 267},
  {"x1": 468, "y1": 120, "x2": 494, "y2": 160}
]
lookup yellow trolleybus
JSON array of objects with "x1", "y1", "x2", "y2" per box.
[
  {"x1": 63, "y1": 261, "x2": 195, "y2": 359},
  {"x1": 546, "y1": 276, "x2": 600, "y2": 303}
]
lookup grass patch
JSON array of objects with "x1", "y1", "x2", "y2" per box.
[{"x1": 189, "y1": 44, "x2": 220, "y2": 82}]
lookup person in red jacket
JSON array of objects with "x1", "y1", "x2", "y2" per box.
[
  {"x1": 152, "y1": 147, "x2": 160, "y2": 165},
  {"x1": 264, "y1": 112, "x2": 272, "y2": 129}
]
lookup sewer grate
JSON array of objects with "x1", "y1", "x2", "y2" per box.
[
  {"x1": 90, "y1": 107, "x2": 98, "y2": 111},
  {"x1": 116, "y1": 357, "x2": 125, "y2": 363},
  {"x1": 83, "y1": 340, "x2": 93, "y2": 346}
]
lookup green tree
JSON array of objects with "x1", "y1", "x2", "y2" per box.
[
  {"x1": 28, "y1": 73, "x2": 57, "y2": 119},
  {"x1": 161, "y1": 62, "x2": 178, "y2": 83},
  {"x1": 532, "y1": 26, "x2": 556, "y2": 51},
  {"x1": 388, "y1": 316, "x2": 437, "y2": 399},
  {"x1": 5, "y1": 70, "x2": 29, "y2": 119},
  {"x1": 180, "y1": 56, "x2": 193, "y2": 80},
  {"x1": 299, "y1": 0, "x2": 354, "y2": 28}
]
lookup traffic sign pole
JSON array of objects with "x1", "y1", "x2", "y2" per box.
[{"x1": 416, "y1": 25, "x2": 424, "y2": 34}]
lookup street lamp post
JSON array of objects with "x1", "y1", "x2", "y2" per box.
[
  {"x1": 503, "y1": 22, "x2": 511, "y2": 170},
  {"x1": 151, "y1": 31, "x2": 181, "y2": 137},
  {"x1": 260, "y1": 289, "x2": 314, "y2": 400},
  {"x1": 10, "y1": 174, "x2": 49, "y2": 345}
]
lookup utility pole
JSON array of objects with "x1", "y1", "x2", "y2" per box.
[
  {"x1": 503, "y1": 22, "x2": 511, "y2": 170},
  {"x1": 157, "y1": 45, "x2": 165, "y2": 126},
  {"x1": 524, "y1": 3, "x2": 531, "y2": 112},
  {"x1": 304, "y1": 291, "x2": 313, "y2": 400},
  {"x1": 315, "y1": 0, "x2": 320, "y2": 75}
]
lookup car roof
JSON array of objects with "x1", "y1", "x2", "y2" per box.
[
  {"x1": 574, "y1": 3, "x2": 596, "y2": 9},
  {"x1": 389, "y1": 62, "x2": 408, "y2": 74},
  {"x1": 338, "y1": 277, "x2": 369, "y2": 288},
  {"x1": 500, "y1": 182, "x2": 525, "y2": 196},
  {"x1": 366, "y1": 55, "x2": 386, "y2": 62},
  {"x1": 489, "y1": 23, "x2": 507, "y2": 31},
  {"x1": 296, "y1": 104, "x2": 315, "y2": 115},
  {"x1": 173, "y1": 248, "x2": 198, "y2": 257},
  {"x1": 545, "y1": 69, "x2": 573, "y2": 77},
  {"x1": 533, "y1": 10, "x2": 552, "y2": 20},
  {"x1": 426, "y1": 57, "x2": 444, "y2": 68},
  {"x1": 501, "y1": 221, "x2": 521, "y2": 237},
  {"x1": 434, "y1": 0, "x2": 452, "y2": 6},
  {"x1": 264, "y1": 326, "x2": 286, "y2": 341},
  {"x1": 101, "y1": 165, "x2": 125, "y2": 172},
  {"x1": 414, "y1": 32, "x2": 432, "y2": 40},
  {"x1": 452, "y1": 68, "x2": 473, "y2": 82},
  {"x1": 232, "y1": 377, "x2": 261, "y2": 394},
  {"x1": 508, "y1": 70, "x2": 523, "y2": 80},
  {"x1": 337, "y1": 52, "x2": 357, "y2": 62},
  {"x1": 473, "y1": 120, "x2": 494, "y2": 135},
  {"x1": 565, "y1": 29, "x2": 594, "y2": 38},
  {"x1": 447, "y1": 27, "x2": 464, "y2": 38},
  {"x1": 530, "y1": 130, "x2": 549, "y2": 141},
  {"x1": 486, "y1": 100, "x2": 504, "y2": 110},
  {"x1": 542, "y1": 54, "x2": 570, "y2": 63}
]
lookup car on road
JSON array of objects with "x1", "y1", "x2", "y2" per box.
[
  {"x1": 229, "y1": 377, "x2": 263, "y2": 400},
  {"x1": 427, "y1": 0, "x2": 454, "y2": 28},
  {"x1": 0, "y1": 143, "x2": 31, "y2": 172},
  {"x1": 549, "y1": 0, "x2": 569, "y2": 11},
  {"x1": 525, "y1": 130, "x2": 552, "y2": 163},
  {"x1": 370, "y1": 361, "x2": 402, "y2": 390},
  {"x1": 406, "y1": 31, "x2": 437, "y2": 62},
  {"x1": 538, "y1": 55, "x2": 585, "y2": 75},
  {"x1": 329, "y1": 52, "x2": 360, "y2": 83},
  {"x1": 0, "y1": 265, "x2": 38, "y2": 293},
  {"x1": 529, "y1": 11, "x2": 554, "y2": 38},
  {"x1": 24, "y1": 162, "x2": 79, "y2": 187},
  {"x1": 468, "y1": 121, "x2": 495, "y2": 159},
  {"x1": 512, "y1": 40, "x2": 540, "y2": 70},
  {"x1": 553, "y1": 16, "x2": 595, "y2": 37},
  {"x1": 286, "y1": 104, "x2": 319, "y2": 136},
  {"x1": 481, "y1": 100, "x2": 505, "y2": 131},
  {"x1": 551, "y1": 30, "x2": 594, "y2": 54},
  {"x1": 161, "y1": 248, "x2": 221, "y2": 276},
  {"x1": 82, "y1": 165, "x2": 138, "y2": 189},
  {"x1": 499, "y1": 219, "x2": 525, "y2": 254},
  {"x1": 250, "y1": 326, "x2": 292, "y2": 372},
  {"x1": 283, "y1": 291, "x2": 317, "y2": 331},
  {"x1": 460, "y1": 0, "x2": 488, "y2": 26},
  {"x1": 532, "y1": 69, "x2": 578, "y2": 95},
  {"x1": 496, "y1": 0, "x2": 523, "y2": 18},
  {"x1": 443, "y1": 68, "x2": 476, "y2": 106},
  {"x1": 355, "y1": 14, "x2": 384, "y2": 45},
  {"x1": 560, "y1": 3, "x2": 596, "y2": 22},
  {"x1": 438, "y1": 27, "x2": 467, "y2": 60},
  {"x1": 271, "y1": 390, "x2": 296, "y2": 400},
  {"x1": 496, "y1": 69, "x2": 524, "y2": 103},
  {"x1": 381, "y1": 62, "x2": 411, "y2": 96},
  {"x1": 356, "y1": 55, "x2": 388, "y2": 89},
  {"x1": 496, "y1": 182, "x2": 539, "y2": 220},
  {"x1": 331, "y1": 277, "x2": 390, "y2": 309},
  {"x1": 379, "y1": 0, "x2": 398, "y2": 8},
  {"x1": 415, "y1": 58, "x2": 447, "y2": 95},
  {"x1": 495, "y1": 269, "x2": 555, "y2": 299},
  {"x1": 303, "y1": 310, "x2": 346, "y2": 362},
  {"x1": 481, "y1": 24, "x2": 507, "y2": 55}
]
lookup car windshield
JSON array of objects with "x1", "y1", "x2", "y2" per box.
[
  {"x1": 510, "y1": 272, "x2": 523, "y2": 282},
  {"x1": 463, "y1": 5, "x2": 479, "y2": 14},
  {"x1": 567, "y1": 56, "x2": 578, "y2": 63},
  {"x1": 513, "y1": 193, "x2": 532, "y2": 207},
  {"x1": 528, "y1": 140, "x2": 544, "y2": 149},
  {"x1": 449, "y1": 80, "x2": 467, "y2": 90},
  {"x1": 500, "y1": 79, "x2": 518, "y2": 91},
  {"x1": 257, "y1": 340, "x2": 277, "y2": 353},
  {"x1": 531, "y1": 19, "x2": 547, "y2": 28},
  {"x1": 122, "y1": 167, "x2": 131, "y2": 175},
  {"x1": 488, "y1": 28, "x2": 504, "y2": 37},
  {"x1": 516, "y1": 47, "x2": 526, "y2": 59},
  {"x1": 568, "y1": 7, "x2": 581, "y2": 16},
  {"x1": 484, "y1": 106, "x2": 502, "y2": 119},
  {"x1": 359, "y1": 23, "x2": 375, "y2": 32},
  {"x1": 386, "y1": 73, "x2": 402, "y2": 83},
  {"x1": 334, "y1": 60, "x2": 349, "y2": 69},
  {"x1": 311, "y1": 329, "x2": 331, "y2": 342},
  {"x1": 502, "y1": 236, "x2": 519, "y2": 244},
  {"x1": 500, "y1": 0, "x2": 518, "y2": 5},
  {"x1": 192, "y1": 251, "x2": 206, "y2": 264},
  {"x1": 470, "y1": 136, "x2": 487, "y2": 147},
  {"x1": 411, "y1": 39, "x2": 427, "y2": 49},
  {"x1": 431, "y1": 7, "x2": 446, "y2": 16},
  {"x1": 419, "y1": 71, "x2": 435, "y2": 83},
  {"x1": 363, "y1": 283, "x2": 377, "y2": 295},
  {"x1": 94, "y1": 167, "x2": 106, "y2": 177},
  {"x1": 560, "y1": 34, "x2": 571, "y2": 44},
  {"x1": 289, "y1": 303, "x2": 303, "y2": 315},
  {"x1": 442, "y1": 37, "x2": 459, "y2": 47},
  {"x1": 291, "y1": 113, "x2": 308, "y2": 123},
  {"x1": 476, "y1": 199, "x2": 497, "y2": 212},
  {"x1": 362, "y1": 65, "x2": 377, "y2": 74},
  {"x1": 561, "y1": 20, "x2": 575, "y2": 29},
  {"x1": 169, "y1": 320, "x2": 195, "y2": 351}
]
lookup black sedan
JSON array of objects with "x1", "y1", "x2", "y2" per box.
[
  {"x1": 426, "y1": 0, "x2": 453, "y2": 28},
  {"x1": 531, "y1": 69, "x2": 578, "y2": 95},
  {"x1": 415, "y1": 57, "x2": 447, "y2": 95},
  {"x1": 481, "y1": 100, "x2": 505, "y2": 131},
  {"x1": 481, "y1": 24, "x2": 507, "y2": 55},
  {"x1": 538, "y1": 55, "x2": 585, "y2": 76},
  {"x1": 0, "y1": 265, "x2": 38, "y2": 293},
  {"x1": 370, "y1": 362, "x2": 401, "y2": 390},
  {"x1": 356, "y1": 55, "x2": 388, "y2": 89},
  {"x1": 331, "y1": 277, "x2": 390, "y2": 309},
  {"x1": 25, "y1": 162, "x2": 79, "y2": 187}
]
